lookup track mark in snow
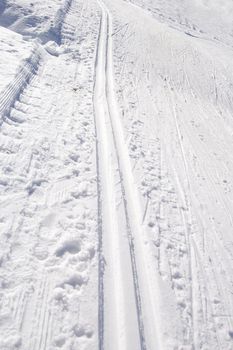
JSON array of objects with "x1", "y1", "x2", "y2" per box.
[
  {"x1": 0, "y1": 2, "x2": 99, "y2": 347},
  {"x1": 94, "y1": 3, "x2": 142, "y2": 349},
  {"x1": 0, "y1": 45, "x2": 43, "y2": 124},
  {"x1": 94, "y1": 1, "x2": 163, "y2": 349}
]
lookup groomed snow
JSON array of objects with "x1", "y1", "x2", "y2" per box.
[
  {"x1": 0, "y1": 26, "x2": 34, "y2": 92},
  {"x1": 1, "y1": 0, "x2": 233, "y2": 349}
]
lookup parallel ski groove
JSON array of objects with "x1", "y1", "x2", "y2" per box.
[
  {"x1": 93, "y1": 10, "x2": 105, "y2": 350},
  {"x1": 103, "y1": 12, "x2": 147, "y2": 350},
  {"x1": 94, "y1": 1, "x2": 150, "y2": 349}
]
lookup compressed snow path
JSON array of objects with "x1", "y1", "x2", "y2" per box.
[{"x1": 1, "y1": 0, "x2": 233, "y2": 349}]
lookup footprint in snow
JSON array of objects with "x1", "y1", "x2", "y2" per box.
[{"x1": 55, "y1": 239, "x2": 81, "y2": 257}]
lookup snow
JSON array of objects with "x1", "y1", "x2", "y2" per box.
[
  {"x1": 0, "y1": 26, "x2": 34, "y2": 92},
  {"x1": 1, "y1": 0, "x2": 233, "y2": 349}
]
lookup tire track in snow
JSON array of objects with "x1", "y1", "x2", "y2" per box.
[
  {"x1": 0, "y1": 0, "x2": 78, "y2": 125},
  {"x1": 94, "y1": 1, "x2": 162, "y2": 349},
  {"x1": 35, "y1": 277, "x2": 52, "y2": 350},
  {"x1": 0, "y1": 2, "x2": 98, "y2": 348},
  {"x1": 51, "y1": 0, "x2": 73, "y2": 44},
  {"x1": 0, "y1": 44, "x2": 43, "y2": 124},
  {"x1": 29, "y1": 276, "x2": 47, "y2": 350},
  {"x1": 61, "y1": 0, "x2": 80, "y2": 45}
]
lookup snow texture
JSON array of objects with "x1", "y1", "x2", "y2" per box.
[{"x1": 0, "y1": 0, "x2": 233, "y2": 349}]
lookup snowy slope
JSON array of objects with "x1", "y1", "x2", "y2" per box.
[{"x1": 1, "y1": 0, "x2": 233, "y2": 349}]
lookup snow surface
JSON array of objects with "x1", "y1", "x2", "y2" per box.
[{"x1": 1, "y1": 0, "x2": 233, "y2": 349}]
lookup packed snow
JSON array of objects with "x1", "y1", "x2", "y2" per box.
[{"x1": 1, "y1": 0, "x2": 233, "y2": 349}]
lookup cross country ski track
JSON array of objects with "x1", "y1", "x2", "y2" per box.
[
  {"x1": 94, "y1": 1, "x2": 162, "y2": 349},
  {"x1": 1, "y1": 0, "x2": 233, "y2": 349}
]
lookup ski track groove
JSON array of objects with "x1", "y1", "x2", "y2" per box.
[
  {"x1": 93, "y1": 10, "x2": 105, "y2": 350},
  {"x1": 163, "y1": 76, "x2": 195, "y2": 345},
  {"x1": 18, "y1": 289, "x2": 29, "y2": 331},
  {"x1": 167, "y1": 73, "x2": 233, "y2": 346},
  {"x1": 104, "y1": 13, "x2": 147, "y2": 347},
  {"x1": 2, "y1": 0, "x2": 233, "y2": 348},
  {"x1": 14, "y1": 287, "x2": 26, "y2": 326},
  {"x1": 94, "y1": 2, "x2": 146, "y2": 348},
  {"x1": 94, "y1": 1, "x2": 163, "y2": 349}
]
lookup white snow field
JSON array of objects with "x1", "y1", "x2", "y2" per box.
[{"x1": 1, "y1": 0, "x2": 233, "y2": 349}]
